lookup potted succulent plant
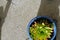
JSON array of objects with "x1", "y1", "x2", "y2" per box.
[{"x1": 27, "y1": 16, "x2": 56, "y2": 40}]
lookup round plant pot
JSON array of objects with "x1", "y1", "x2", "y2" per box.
[{"x1": 27, "y1": 16, "x2": 56, "y2": 40}]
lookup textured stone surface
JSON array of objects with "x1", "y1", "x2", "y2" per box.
[
  {"x1": 0, "y1": 0, "x2": 60, "y2": 40},
  {"x1": 1, "y1": 0, "x2": 41, "y2": 40}
]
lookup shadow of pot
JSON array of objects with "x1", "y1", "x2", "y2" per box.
[{"x1": 27, "y1": 16, "x2": 56, "y2": 40}]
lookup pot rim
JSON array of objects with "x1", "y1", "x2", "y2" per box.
[{"x1": 27, "y1": 16, "x2": 56, "y2": 40}]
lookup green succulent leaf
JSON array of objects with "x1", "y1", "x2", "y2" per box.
[{"x1": 30, "y1": 22, "x2": 53, "y2": 40}]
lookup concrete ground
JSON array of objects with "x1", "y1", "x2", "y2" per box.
[
  {"x1": 0, "y1": 0, "x2": 60, "y2": 40},
  {"x1": 0, "y1": 0, "x2": 41, "y2": 40}
]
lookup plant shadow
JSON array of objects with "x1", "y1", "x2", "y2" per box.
[
  {"x1": 0, "y1": 0, "x2": 12, "y2": 40},
  {"x1": 37, "y1": 0, "x2": 60, "y2": 40}
]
